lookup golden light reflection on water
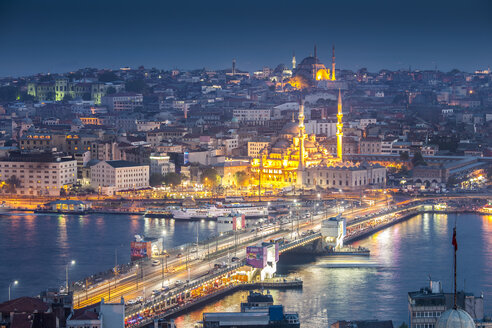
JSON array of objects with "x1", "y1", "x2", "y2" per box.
[
  {"x1": 480, "y1": 215, "x2": 492, "y2": 269},
  {"x1": 57, "y1": 215, "x2": 68, "y2": 257},
  {"x1": 23, "y1": 214, "x2": 36, "y2": 243},
  {"x1": 78, "y1": 215, "x2": 86, "y2": 227}
]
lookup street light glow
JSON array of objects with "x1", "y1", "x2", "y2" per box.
[
  {"x1": 14, "y1": 280, "x2": 18, "y2": 285},
  {"x1": 71, "y1": 260, "x2": 76, "y2": 265}
]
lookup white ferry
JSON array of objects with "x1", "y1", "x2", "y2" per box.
[{"x1": 170, "y1": 204, "x2": 268, "y2": 220}]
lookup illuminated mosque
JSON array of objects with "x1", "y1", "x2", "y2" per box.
[
  {"x1": 251, "y1": 89, "x2": 387, "y2": 191},
  {"x1": 287, "y1": 45, "x2": 336, "y2": 89}
]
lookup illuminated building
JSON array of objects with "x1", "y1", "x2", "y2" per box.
[
  {"x1": 90, "y1": 160, "x2": 149, "y2": 195},
  {"x1": 336, "y1": 89, "x2": 343, "y2": 160},
  {"x1": 150, "y1": 153, "x2": 175, "y2": 176},
  {"x1": 250, "y1": 91, "x2": 387, "y2": 190},
  {"x1": 287, "y1": 45, "x2": 336, "y2": 89},
  {"x1": 27, "y1": 78, "x2": 107, "y2": 104},
  {"x1": 0, "y1": 151, "x2": 77, "y2": 196}
]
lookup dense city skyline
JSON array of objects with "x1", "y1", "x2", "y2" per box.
[
  {"x1": 1, "y1": 0, "x2": 491, "y2": 77},
  {"x1": 0, "y1": 1, "x2": 491, "y2": 327}
]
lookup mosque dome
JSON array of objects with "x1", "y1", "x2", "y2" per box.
[
  {"x1": 280, "y1": 122, "x2": 299, "y2": 136},
  {"x1": 273, "y1": 138, "x2": 290, "y2": 149},
  {"x1": 231, "y1": 117, "x2": 239, "y2": 123},
  {"x1": 298, "y1": 56, "x2": 321, "y2": 68},
  {"x1": 436, "y1": 309, "x2": 475, "y2": 328},
  {"x1": 273, "y1": 64, "x2": 287, "y2": 75}
]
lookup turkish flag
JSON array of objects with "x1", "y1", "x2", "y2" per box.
[{"x1": 452, "y1": 227, "x2": 458, "y2": 251}]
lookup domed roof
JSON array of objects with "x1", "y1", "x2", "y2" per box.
[
  {"x1": 298, "y1": 56, "x2": 321, "y2": 68},
  {"x1": 281, "y1": 122, "x2": 299, "y2": 135},
  {"x1": 436, "y1": 309, "x2": 475, "y2": 328},
  {"x1": 273, "y1": 64, "x2": 287, "y2": 75},
  {"x1": 273, "y1": 138, "x2": 290, "y2": 149}
]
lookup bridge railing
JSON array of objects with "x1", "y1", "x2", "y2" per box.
[
  {"x1": 125, "y1": 260, "x2": 246, "y2": 317},
  {"x1": 279, "y1": 232, "x2": 322, "y2": 252}
]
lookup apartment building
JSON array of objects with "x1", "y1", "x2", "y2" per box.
[
  {"x1": 305, "y1": 119, "x2": 337, "y2": 137},
  {"x1": 0, "y1": 152, "x2": 77, "y2": 196},
  {"x1": 232, "y1": 108, "x2": 271, "y2": 125},
  {"x1": 360, "y1": 137, "x2": 382, "y2": 154},
  {"x1": 101, "y1": 93, "x2": 143, "y2": 112},
  {"x1": 90, "y1": 160, "x2": 149, "y2": 195},
  {"x1": 150, "y1": 153, "x2": 175, "y2": 175},
  {"x1": 248, "y1": 141, "x2": 270, "y2": 158}
]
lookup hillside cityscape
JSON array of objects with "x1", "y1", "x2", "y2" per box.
[{"x1": 0, "y1": 0, "x2": 491, "y2": 328}]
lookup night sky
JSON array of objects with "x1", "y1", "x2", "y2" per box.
[{"x1": 0, "y1": 0, "x2": 491, "y2": 77}]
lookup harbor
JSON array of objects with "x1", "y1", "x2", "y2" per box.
[{"x1": 1, "y1": 198, "x2": 491, "y2": 328}]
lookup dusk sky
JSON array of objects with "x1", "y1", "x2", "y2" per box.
[{"x1": 1, "y1": 0, "x2": 491, "y2": 77}]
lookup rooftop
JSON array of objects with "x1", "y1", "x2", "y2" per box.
[
  {"x1": 105, "y1": 160, "x2": 144, "y2": 168},
  {"x1": 0, "y1": 296, "x2": 50, "y2": 313}
]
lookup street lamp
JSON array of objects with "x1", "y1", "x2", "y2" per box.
[
  {"x1": 135, "y1": 264, "x2": 139, "y2": 289},
  {"x1": 8, "y1": 280, "x2": 18, "y2": 301},
  {"x1": 65, "y1": 260, "x2": 76, "y2": 293}
]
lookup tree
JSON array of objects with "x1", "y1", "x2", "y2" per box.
[
  {"x1": 234, "y1": 171, "x2": 248, "y2": 187},
  {"x1": 62, "y1": 94, "x2": 73, "y2": 102},
  {"x1": 446, "y1": 175, "x2": 460, "y2": 188},
  {"x1": 201, "y1": 168, "x2": 220, "y2": 187},
  {"x1": 60, "y1": 188, "x2": 67, "y2": 197},
  {"x1": 411, "y1": 151, "x2": 427, "y2": 167},
  {"x1": 400, "y1": 151, "x2": 409, "y2": 161},
  {"x1": 0, "y1": 86, "x2": 18, "y2": 102},
  {"x1": 4, "y1": 175, "x2": 21, "y2": 194},
  {"x1": 149, "y1": 173, "x2": 165, "y2": 187},
  {"x1": 98, "y1": 71, "x2": 118, "y2": 82},
  {"x1": 398, "y1": 323, "x2": 408, "y2": 328},
  {"x1": 106, "y1": 86, "x2": 116, "y2": 95},
  {"x1": 82, "y1": 93, "x2": 92, "y2": 101},
  {"x1": 20, "y1": 92, "x2": 35, "y2": 102},
  {"x1": 162, "y1": 173, "x2": 182, "y2": 187},
  {"x1": 45, "y1": 91, "x2": 55, "y2": 101},
  {"x1": 125, "y1": 79, "x2": 147, "y2": 93}
]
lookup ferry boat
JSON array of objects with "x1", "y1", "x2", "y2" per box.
[
  {"x1": 144, "y1": 208, "x2": 173, "y2": 218},
  {"x1": 170, "y1": 204, "x2": 268, "y2": 220},
  {"x1": 171, "y1": 206, "x2": 214, "y2": 220}
]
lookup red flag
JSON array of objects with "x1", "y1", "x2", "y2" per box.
[{"x1": 452, "y1": 227, "x2": 458, "y2": 251}]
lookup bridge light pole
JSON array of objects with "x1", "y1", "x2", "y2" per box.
[
  {"x1": 65, "y1": 260, "x2": 76, "y2": 293},
  {"x1": 8, "y1": 280, "x2": 18, "y2": 301},
  {"x1": 135, "y1": 264, "x2": 139, "y2": 290}
]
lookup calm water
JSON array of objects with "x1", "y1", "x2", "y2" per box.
[
  {"x1": 176, "y1": 213, "x2": 492, "y2": 327},
  {"x1": 0, "y1": 212, "x2": 217, "y2": 302},
  {"x1": 1, "y1": 212, "x2": 491, "y2": 327}
]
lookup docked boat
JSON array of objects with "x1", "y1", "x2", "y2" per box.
[
  {"x1": 170, "y1": 204, "x2": 269, "y2": 220},
  {"x1": 35, "y1": 200, "x2": 92, "y2": 214},
  {"x1": 170, "y1": 207, "x2": 213, "y2": 220},
  {"x1": 144, "y1": 208, "x2": 173, "y2": 218}
]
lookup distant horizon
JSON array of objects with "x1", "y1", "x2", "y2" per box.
[{"x1": 1, "y1": 57, "x2": 490, "y2": 80}]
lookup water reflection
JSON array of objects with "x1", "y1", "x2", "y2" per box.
[
  {"x1": 178, "y1": 213, "x2": 492, "y2": 328},
  {"x1": 0, "y1": 213, "x2": 217, "y2": 302}
]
